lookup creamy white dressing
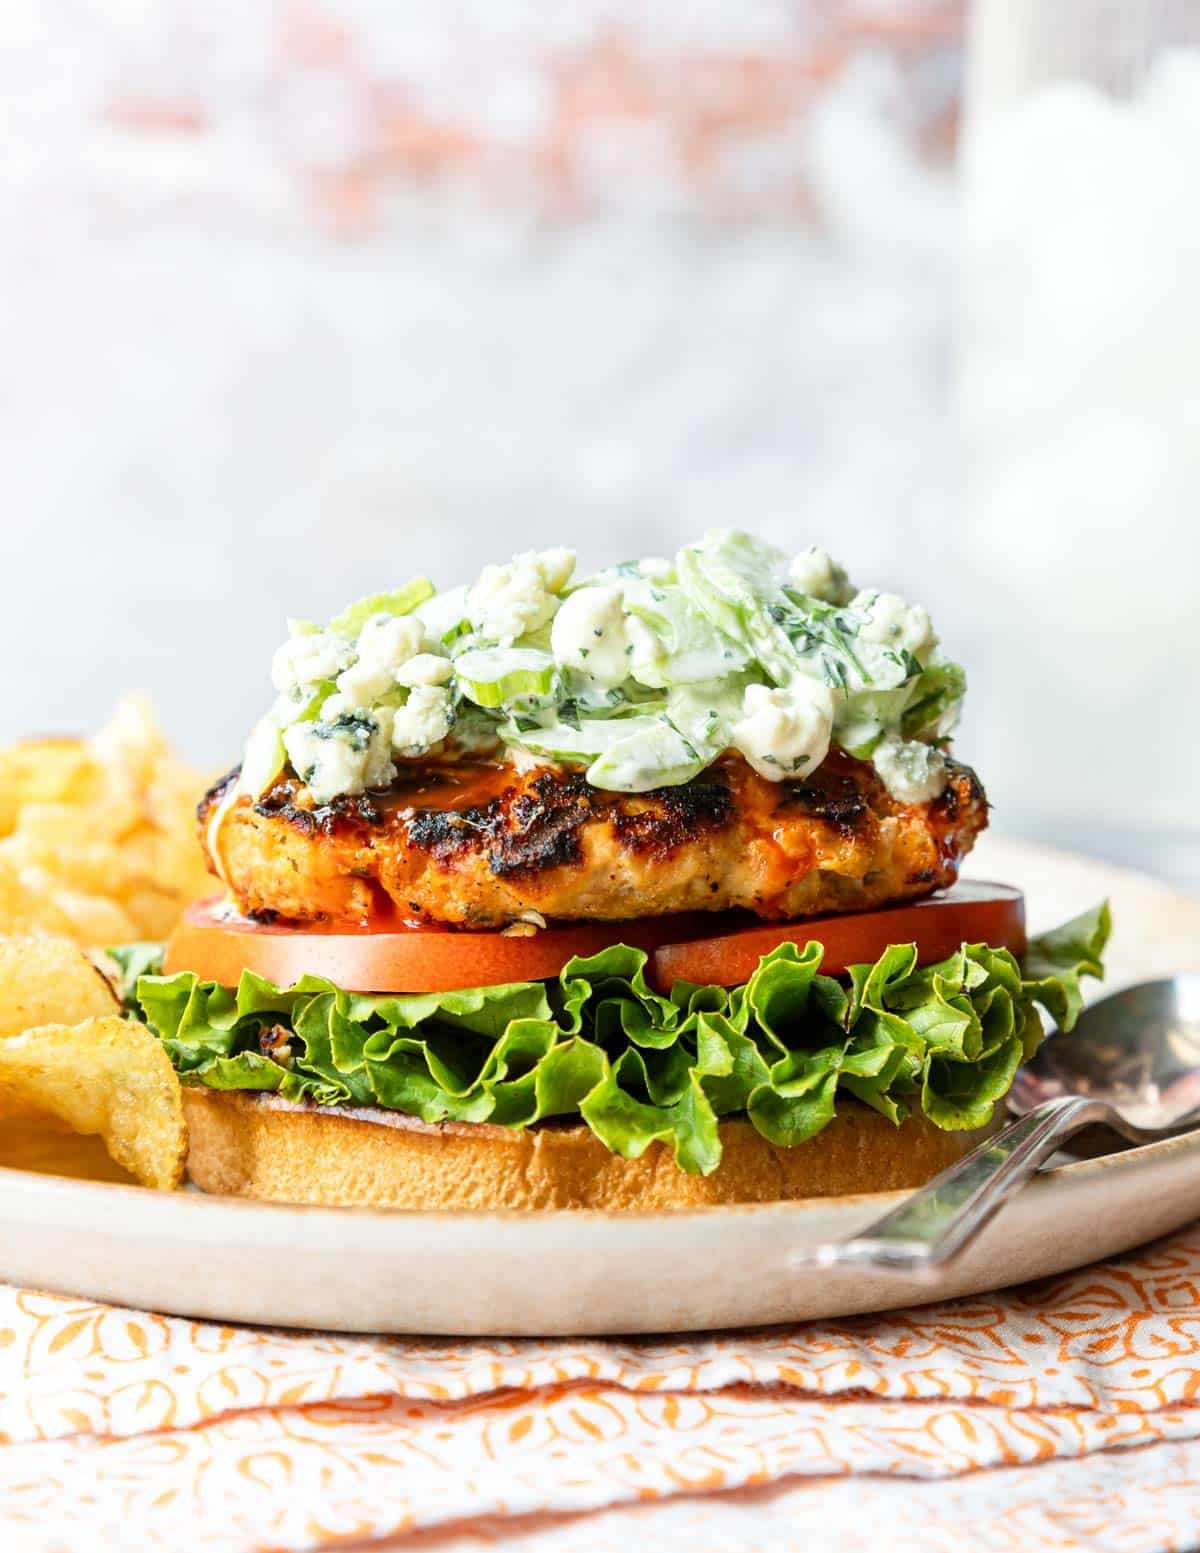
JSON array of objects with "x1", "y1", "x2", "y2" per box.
[
  {"x1": 204, "y1": 779, "x2": 241, "y2": 887},
  {"x1": 549, "y1": 585, "x2": 632, "y2": 687},
  {"x1": 789, "y1": 546, "x2": 853, "y2": 604},
  {"x1": 242, "y1": 532, "x2": 962, "y2": 805},
  {"x1": 731, "y1": 681, "x2": 834, "y2": 780},
  {"x1": 852, "y1": 590, "x2": 937, "y2": 662}
]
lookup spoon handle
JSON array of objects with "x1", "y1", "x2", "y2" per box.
[{"x1": 792, "y1": 1094, "x2": 1123, "y2": 1275}]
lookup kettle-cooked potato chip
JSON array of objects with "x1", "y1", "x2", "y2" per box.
[
  {"x1": 0, "y1": 1111, "x2": 135, "y2": 1184},
  {"x1": 0, "y1": 696, "x2": 214, "y2": 947},
  {"x1": 0, "y1": 1017, "x2": 185, "y2": 1190},
  {"x1": 0, "y1": 740, "x2": 102, "y2": 833},
  {"x1": 0, "y1": 936, "x2": 119, "y2": 1039}
]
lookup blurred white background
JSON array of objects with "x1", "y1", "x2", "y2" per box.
[{"x1": 1, "y1": 0, "x2": 1196, "y2": 886}]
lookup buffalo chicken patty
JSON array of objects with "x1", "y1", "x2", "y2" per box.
[{"x1": 199, "y1": 751, "x2": 988, "y2": 929}]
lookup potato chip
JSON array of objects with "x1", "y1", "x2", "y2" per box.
[
  {"x1": 0, "y1": 1110, "x2": 135, "y2": 1184},
  {"x1": 40, "y1": 890, "x2": 139, "y2": 948},
  {"x1": 0, "y1": 740, "x2": 104, "y2": 834},
  {"x1": 0, "y1": 858, "x2": 77, "y2": 939},
  {"x1": 0, "y1": 696, "x2": 215, "y2": 948},
  {"x1": 0, "y1": 1016, "x2": 186, "y2": 1189},
  {"x1": 0, "y1": 936, "x2": 119, "y2": 1039},
  {"x1": 13, "y1": 794, "x2": 144, "y2": 848},
  {"x1": 0, "y1": 835, "x2": 154, "y2": 905},
  {"x1": 115, "y1": 887, "x2": 187, "y2": 942}
]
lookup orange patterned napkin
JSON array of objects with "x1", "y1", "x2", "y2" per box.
[{"x1": 5, "y1": 1225, "x2": 1200, "y2": 1553}]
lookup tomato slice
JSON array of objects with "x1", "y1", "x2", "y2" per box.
[
  {"x1": 165, "y1": 882, "x2": 1025, "y2": 996},
  {"x1": 164, "y1": 899, "x2": 720, "y2": 995},
  {"x1": 649, "y1": 881, "x2": 1026, "y2": 992}
]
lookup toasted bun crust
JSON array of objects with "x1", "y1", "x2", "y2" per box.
[{"x1": 183, "y1": 1089, "x2": 994, "y2": 1211}]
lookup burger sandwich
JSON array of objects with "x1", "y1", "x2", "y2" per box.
[{"x1": 122, "y1": 531, "x2": 1109, "y2": 1209}]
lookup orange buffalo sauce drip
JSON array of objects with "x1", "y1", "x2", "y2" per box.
[{"x1": 387, "y1": 760, "x2": 519, "y2": 815}]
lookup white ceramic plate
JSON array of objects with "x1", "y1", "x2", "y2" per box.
[{"x1": 1, "y1": 839, "x2": 1198, "y2": 1336}]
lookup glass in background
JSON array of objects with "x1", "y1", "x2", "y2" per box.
[{"x1": 960, "y1": 0, "x2": 1200, "y2": 891}]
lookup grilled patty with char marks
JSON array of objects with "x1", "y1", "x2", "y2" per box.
[{"x1": 200, "y1": 750, "x2": 988, "y2": 929}]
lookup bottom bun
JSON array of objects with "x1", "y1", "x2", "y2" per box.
[{"x1": 183, "y1": 1089, "x2": 995, "y2": 1211}]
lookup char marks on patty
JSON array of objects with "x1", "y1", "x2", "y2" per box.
[
  {"x1": 200, "y1": 750, "x2": 988, "y2": 929},
  {"x1": 774, "y1": 771, "x2": 871, "y2": 841},
  {"x1": 407, "y1": 770, "x2": 595, "y2": 879},
  {"x1": 609, "y1": 775, "x2": 734, "y2": 856},
  {"x1": 405, "y1": 767, "x2": 734, "y2": 879},
  {"x1": 253, "y1": 781, "x2": 386, "y2": 837}
]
